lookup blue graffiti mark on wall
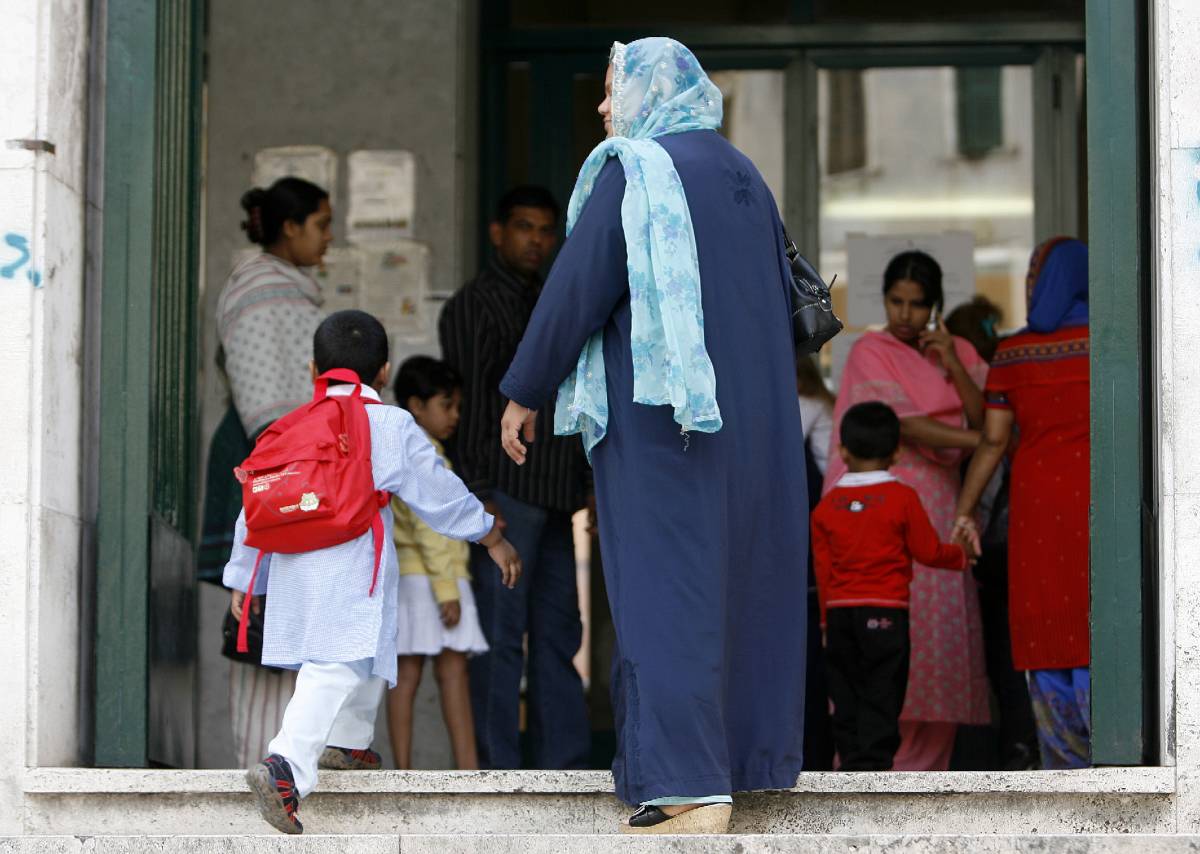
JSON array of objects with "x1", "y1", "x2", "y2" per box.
[{"x1": 0, "y1": 233, "x2": 42, "y2": 287}]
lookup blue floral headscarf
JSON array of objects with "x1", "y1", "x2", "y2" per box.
[{"x1": 554, "y1": 37, "x2": 724, "y2": 459}]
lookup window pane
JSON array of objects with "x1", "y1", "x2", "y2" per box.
[
  {"x1": 818, "y1": 65, "x2": 1035, "y2": 361},
  {"x1": 957, "y1": 67, "x2": 1004, "y2": 160},
  {"x1": 509, "y1": 0, "x2": 791, "y2": 27},
  {"x1": 812, "y1": 0, "x2": 1082, "y2": 22},
  {"x1": 826, "y1": 70, "x2": 867, "y2": 175}
]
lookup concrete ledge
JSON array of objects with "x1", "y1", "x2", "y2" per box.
[
  {"x1": 0, "y1": 838, "x2": 397, "y2": 853},
  {"x1": 21, "y1": 766, "x2": 1177, "y2": 795},
  {"x1": 5, "y1": 835, "x2": 1200, "y2": 853},
  {"x1": 15, "y1": 768, "x2": 1179, "y2": 837},
  {"x1": 396, "y1": 836, "x2": 1200, "y2": 853},
  {"x1": 22, "y1": 768, "x2": 615, "y2": 795}
]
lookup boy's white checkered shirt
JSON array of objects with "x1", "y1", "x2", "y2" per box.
[{"x1": 223, "y1": 385, "x2": 494, "y2": 686}]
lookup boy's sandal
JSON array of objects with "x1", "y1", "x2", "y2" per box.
[
  {"x1": 318, "y1": 746, "x2": 382, "y2": 771},
  {"x1": 246, "y1": 754, "x2": 303, "y2": 835},
  {"x1": 620, "y1": 803, "x2": 732, "y2": 835}
]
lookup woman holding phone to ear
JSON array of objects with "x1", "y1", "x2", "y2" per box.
[{"x1": 824, "y1": 250, "x2": 988, "y2": 771}]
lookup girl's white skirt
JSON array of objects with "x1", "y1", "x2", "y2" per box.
[{"x1": 396, "y1": 575, "x2": 489, "y2": 657}]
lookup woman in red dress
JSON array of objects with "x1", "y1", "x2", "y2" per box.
[{"x1": 953, "y1": 237, "x2": 1090, "y2": 769}]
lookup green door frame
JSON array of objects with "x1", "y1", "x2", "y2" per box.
[
  {"x1": 94, "y1": 0, "x2": 205, "y2": 767},
  {"x1": 90, "y1": 4, "x2": 1152, "y2": 769},
  {"x1": 94, "y1": 0, "x2": 158, "y2": 767},
  {"x1": 1085, "y1": 0, "x2": 1154, "y2": 766},
  {"x1": 483, "y1": 10, "x2": 1156, "y2": 765}
]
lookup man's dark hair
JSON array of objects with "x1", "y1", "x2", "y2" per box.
[
  {"x1": 494, "y1": 185, "x2": 560, "y2": 224},
  {"x1": 393, "y1": 355, "x2": 462, "y2": 410},
  {"x1": 313, "y1": 309, "x2": 389, "y2": 385},
  {"x1": 839, "y1": 401, "x2": 901, "y2": 461}
]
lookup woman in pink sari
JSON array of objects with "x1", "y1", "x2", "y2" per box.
[{"x1": 825, "y1": 250, "x2": 989, "y2": 770}]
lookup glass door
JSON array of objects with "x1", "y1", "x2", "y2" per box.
[{"x1": 800, "y1": 50, "x2": 1084, "y2": 382}]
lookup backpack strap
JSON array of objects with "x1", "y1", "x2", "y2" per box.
[
  {"x1": 236, "y1": 550, "x2": 267, "y2": 654},
  {"x1": 368, "y1": 513, "x2": 384, "y2": 597},
  {"x1": 367, "y1": 491, "x2": 390, "y2": 596},
  {"x1": 312, "y1": 368, "x2": 364, "y2": 401}
]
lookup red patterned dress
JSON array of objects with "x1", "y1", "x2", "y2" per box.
[{"x1": 984, "y1": 325, "x2": 1090, "y2": 670}]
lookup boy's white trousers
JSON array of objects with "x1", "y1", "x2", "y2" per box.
[{"x1": 267, "y1": 659, "x2": 385, "y2": 797}]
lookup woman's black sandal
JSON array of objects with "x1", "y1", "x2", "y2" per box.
[{"x1": 621, "y1": 803, "x2": 732, "y2": 835}]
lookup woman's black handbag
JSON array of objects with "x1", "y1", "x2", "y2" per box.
[
  {"x1": 221, "y1": 604, "x2": 282, "y2": 673},
  {"x1": 784, "y1": 227, "x2": 843, "y2": 355}
]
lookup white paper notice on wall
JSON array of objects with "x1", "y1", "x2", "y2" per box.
[
  {"x1": 358, "y1": 239, "x2": 431, "y2": 341},
  {"x1": 845, "y1": 232, "x2": 976, "y2": 327},
  {"x1": 313, "y1": 248, "x2": 363, "y2": 317},
  {"x1": 347, "y1": 150, "x2": 416, "y2": 244},
  {"x1": 252, "y1": 146, "x2": 338, "y2": 199}
]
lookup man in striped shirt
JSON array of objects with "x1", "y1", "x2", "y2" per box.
[{"x1": 439, "y1": 186, "x2": 592, "y2": 770}]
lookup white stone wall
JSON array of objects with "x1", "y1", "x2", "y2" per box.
[
  {"x1": 1156, "y1": 0, "x2": 1200, "y2": 833},
  {"x1": 0, "y1": 0, "x2": 91, "y2": 835},
  {"x1": 1, "y1": 0, "x2": 1199, "y2": 841}
]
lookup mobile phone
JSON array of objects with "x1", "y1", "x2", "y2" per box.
[{"x1": 926, "y1": 307, "x2": 941, "y2": 333}]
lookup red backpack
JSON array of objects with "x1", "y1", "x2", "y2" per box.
[{"x1": 232, "y1": 367, "x2": 389, "y2": 652}]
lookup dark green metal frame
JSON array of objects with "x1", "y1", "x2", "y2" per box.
[
  {"x1": 94, "y1": 0, "x2": 158, "y2": 767},
  {"x1": 94, "y1": 0, "x2": 205, "y2": 767},
  {"x1": 88, "y1": 2, "x2": 1151, "y2": 769},
  {"x1": 1085, "y1": 0, "x2": 1154, "y2": 766}
]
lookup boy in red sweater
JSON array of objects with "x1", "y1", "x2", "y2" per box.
[{"x1": 812, "y1": 401, "x2": 968, "y2": 771}]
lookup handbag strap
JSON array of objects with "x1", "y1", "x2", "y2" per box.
[{"x1": 781, "y1": 225, "x2": 800, "y2": 264}]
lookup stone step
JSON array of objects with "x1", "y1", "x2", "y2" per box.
[
  {"x1": 16, "y1": 767, "x2": 1176, "y2": 837},
  {"x1": 4, "y1": 835, "x2": 1200, "y2": 853}
]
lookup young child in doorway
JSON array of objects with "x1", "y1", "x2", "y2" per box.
[
  {"x1": 387, "y1": 356, "x2": 490, "y2": 769},
  {"x1": 811, "y1": 401, "x2": 969, "y2": 772},
  {"x1": 224, "y1": 310, "x2": 522, "y2": 834}
]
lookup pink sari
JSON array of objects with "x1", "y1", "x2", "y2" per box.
[{"x1": 825, "y1": 331, "x2": 991, "y2": 736}]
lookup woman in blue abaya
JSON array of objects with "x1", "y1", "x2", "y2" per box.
[{"x1": 497, "y1": 38, "x2": 808, "y2": 834}]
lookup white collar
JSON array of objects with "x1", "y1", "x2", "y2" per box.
[
  {"x1": 325, "y1": 383, "x2": 381, "y2": 402},
  {"x1": 837, "y1": 471, "x2": 897, "y2": 488}
]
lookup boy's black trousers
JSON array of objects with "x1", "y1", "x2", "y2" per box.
[{"x1": 824, "y1": 606, "x2": 910, "y2": 771}]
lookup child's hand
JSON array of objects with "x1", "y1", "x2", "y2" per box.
[
  {"x1": 230, "y1": 590, "x2": 262, "y2": 621},
  {"x1": 487, "y1": 537, "x2": 522, "y2": 589},
  {"x1": 951, "y1": 515, "x2": 981, "y2": 559},
  {"x1": 439, "y1": 600, "x2": 462, "y2": 628}
]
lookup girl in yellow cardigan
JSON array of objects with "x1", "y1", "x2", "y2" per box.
[{"x1": 388, "y1": 356, "x2": 489, "y2": 769}]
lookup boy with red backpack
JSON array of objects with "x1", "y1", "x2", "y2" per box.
[{"x1": 224, "y1": 310, "x2": 521, "y2": 834}]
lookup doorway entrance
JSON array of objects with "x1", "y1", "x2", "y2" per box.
[{"x1": 89, "y1": 0, "x2": 1153, "y2": 771}]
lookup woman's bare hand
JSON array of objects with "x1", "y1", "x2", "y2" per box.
[
  {"x1": 951, "y1": 515, "x2": 982, "y2": 559},
  {"x1": 501, "y1": 400, "x2": 537, "y2": 465},
  {"x1": 918, "y1": 318, "x2": 958, "y2": 368}
]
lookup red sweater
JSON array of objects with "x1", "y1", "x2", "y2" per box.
[{"x1": 812, "y1": 473, "x2": 967, "y2": 622}]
